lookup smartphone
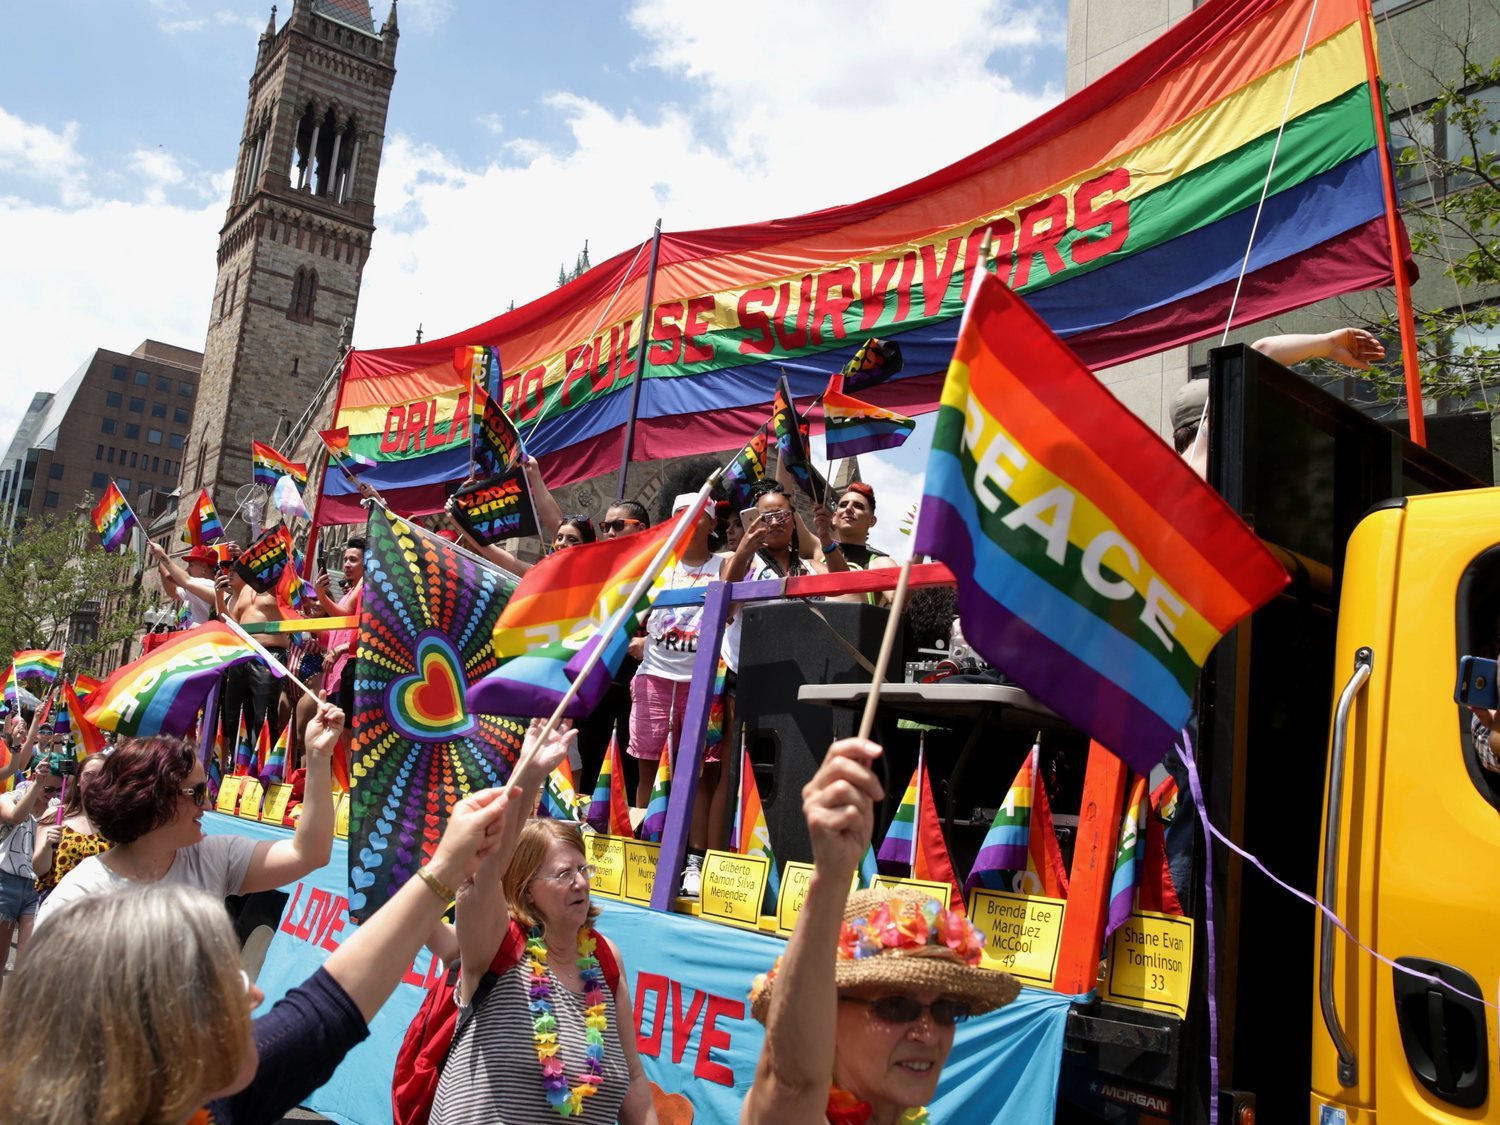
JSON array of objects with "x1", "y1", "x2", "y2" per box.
[
  {"x1": 1455, "y1": 655, "x2": 1498, "y2": 709},
  {"x1": 739, "y1": 506, "x2": 761, "y2": 531}
]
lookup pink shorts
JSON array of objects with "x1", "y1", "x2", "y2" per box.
[{"x1": 628, "y1": 673, "x2": 722, "y2": 765}]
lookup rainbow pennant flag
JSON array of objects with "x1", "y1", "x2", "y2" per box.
[
  {"x1": 721, "y1": 424, "x2": 770, "y2": 512},
  {"x1": 1107, "y1": 775, "x2": 1150, "y2": 939},
  {"x1": 261, "y1": 723, "x2": 289, "y2": 784},
  {"x1": 181, "y1": 489, "x2": 224, "y2": 546},
  {"x1": 875, "y1": 745, "x2": 965, "y2": 909},
  {"x1": 468, "y1": 506, "x2": 695, "y2": 719},
  {"x1": 251, "y1": 440, "x2": 308, "y2": 489},
  {"x1": 913, "y1": 275, "x2": 1288, "y2": 772},
  {"x1": 471, "y1": 383, "x2": 524, "y2": 480},
  {"x1": 325, "y1": 0, "x2": 1401, "y2": 520},
  {"x1": 586, "y1": 729, "x2": 633, "y2": 837},
  {"x1": 541, "y1": 759, "x2": 586, "y2": 822},
  {"x1": 235, "y1": 716, "x2": 258, "y2": 777},
  {"x1": 639, "y1": 744, "x2": 672, "y2": 843},
  {"x1": 12, "y1": 650, "x2": 64, "y2": 685},
  {"x1": 821, "y1": 389, "x2": 915, "y2": 460},
  {"x1": 91, "y1": 482, "x2": 138, "y2": 553},
  {"x1": 734, "y1": 747, "x2": 781, "y2": 912},
  {"x1": 61, "y1": 681, "x2": 104, "y2": 760},
  {"x1": 84, "y1": 622, "x2": 261, "y2": 738},
  {"x1": 967, "y1": 742, "x2": 1070, "y2": 899}
]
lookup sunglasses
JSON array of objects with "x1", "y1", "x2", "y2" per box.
[
  {"x1": 179, "y1": 782, "x2": 210, "y2": 807},
  {"x1": 600, "y1": 518, "x2": 643, "y2": 534},
  {"x1": 759, "y1": 510, "x2": 793, "y2": 525},
  {"x1": 841, "y1": 995, "x2": 971, "y2": 1026}
]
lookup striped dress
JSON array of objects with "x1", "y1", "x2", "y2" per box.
[{"x1": 430, "y1": 922, "x2": 629, "y2": 1125}]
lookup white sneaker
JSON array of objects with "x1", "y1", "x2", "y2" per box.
[{"x1": 680, "y1": 862, "x2": 702, "y2": 898}]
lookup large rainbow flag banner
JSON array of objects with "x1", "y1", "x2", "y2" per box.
[
  {"x1": 84, "y1": 622, "x2": 260, "y2": 737},
  {"x1": 914, "y1": 274, "x2": 1288, "y2": 772},
  {"x1": 251, "y1": 441, "x2": 308, "y2": 490},
  {"x1": 12, "y1": 650, "x2": 64, "y2": 685},
  {"x1": 91, "y1": 482, "x2": 138, "y2": 552},
  {"x1": 318, "y1": 0, "x2": 1402, "y2": 523}
]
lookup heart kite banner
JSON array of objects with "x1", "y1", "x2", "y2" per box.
[{"x1": 348, "y1": 504, "x2": 526, "y2": 923}]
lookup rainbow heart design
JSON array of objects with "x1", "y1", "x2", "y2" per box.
[{"x1": 385, "y1": 630, "x2": 476, "y2": 743}]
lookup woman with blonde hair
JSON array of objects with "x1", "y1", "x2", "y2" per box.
[
  {"x1": 0, "y1": 712, "x2": 572, "y2": 1125},
  {"x1": 432, "y1": 747, "x2": 656, "y2": 1124}
]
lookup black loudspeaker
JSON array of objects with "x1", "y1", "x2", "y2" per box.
[{"x1": 732, "y1": 600, "x2": 903, "y2": 868}]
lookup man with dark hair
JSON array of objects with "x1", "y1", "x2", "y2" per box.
[
  {"x1": 316, "y1": 537, "x2": 366, "y2": 723},
  {"x1": 600, "y1": 499, "x2": 650, "y2": 540}
]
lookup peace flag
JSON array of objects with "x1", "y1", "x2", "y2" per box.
[
  {"x1": 541, "y1": 759, "x2": 586, "y2": 822},
  {"x1": 912, "y1": 274, "x2": 1287, "y2": 772},
  {"x1": 91, "y1": 482, "x2": 138, "y2": 553},
  {"x1": 251, "y1": 441, "x2": 308, "y2": 489},
  {"x1": 821, "y1": 389, "x2": 915, "y2": 460},
  {"x1": 182, "y1": 490, "x2": 225, "y2": 547},
  {"x1": 83, "y1": 623, "x2": 260, "y2": 737}
]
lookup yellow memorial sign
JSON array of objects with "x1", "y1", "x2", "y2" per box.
[
  {"x1": 775, "y1": 862, "x2": 859, "y2": 936},
  {"x1": 334, "y1": 793, "x2": 351, "y2": 839},
  {"x1": 622, "y1": 840, "x2": 660, "y2": 905},
  {"x1": 260, "y1": 783, "x2": 293, "y2": 825},
  {"x1": 872, "y1": 875, "x2": 952, "y2": 909},
  {"x1": 968, "y1": 889, "x2": 1067, "y2": 988},
  {"x1": 236, "y1": 779, "x2": 265, "y2": 820},
  {"x1": 214, "y1": 776, "x2": 244, "y2": 816},
  {"x1": 1103, "y1": 910, "x2": 1194, "y2": 1018},
  {"x1": 587, "y1": 835, "x2": 627, "y2": 899},
  {"x1": 700, "y1": 850, "x2": 771, "y2": 931}
]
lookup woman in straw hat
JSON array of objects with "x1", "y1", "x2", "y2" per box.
[{"x1": 743, "y1": 738, "x2": 1019, "y2": 1124}]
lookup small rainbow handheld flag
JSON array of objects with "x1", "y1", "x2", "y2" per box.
[
  {"x1": 586, "y1": 729, "x2": 633, "y2": 837},
  {"x1": 541, "y1": 759, "x2": 586, "y2": 822},
  {"x1": 261, "y1": 723, "x2": 289, "y2": 784},
  {"x1": 721, "y1": 424, "x2": 770, "y2": 512},
  {"x1": 913, "y1": 275, "x2": 1288, "y2": 772},
  {"x1": 821, "y1": 389, "x2": 915, "y2": 461},
  {"x1": 84, "y1": 622, "x2": 261, "y2": 738},
  {"x1": 771, "y1": 373, "x2": 822, "y2": 502},
  {"x1": 1106, "y1": 775, "x2": 1149, "y2": 939},
  {"x1": 734, "y1": 747, "x2": 781, "y2": 911},
  {"x1": 831, "y1": 338, "x2": 904, "y2": 397},
  {"x1": 91, "y1": 482, "x2": 138, "y2": 553},
  {"x1": 639, "y1": 744, "x2": 672, "y2": 843},
  {"x1": 875, "y1": 742, "x2": 965, "y2": 909},
  {"x1": 471, "y1": 383, "x2": 524, "y2": 480},
  {"x1": 12, "y1": 650, "x2": 64, "y2": 685},
  {"x1": 251, "y1": 441, "x2": 308, "y2": 490},
  {"x1": 235, "y1": 716, "x2": 257, "y2": 777},
  {"x1": 71, "y1": 673, "x2": 103, "y2": 699},
  {"x1": 0, "y1": 664, "x2": 14, "y2": 704},
  {"x1": 966, "y1": 741, "x2": 1069, "y2": 899},
  {"x1": 234, "y1": 527, "x2": 294, "y2": 593},
  {"x1": 181, "y1": 490, "x2": 224, "y2": 546},
  {"x1": 62, "y1": 681, "x2": 104, "y2": 760},
  {"x1": 317, "y1": 426, "x2": 375, "y2": 478}
]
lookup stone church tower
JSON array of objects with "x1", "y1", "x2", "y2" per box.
[{"x1": 180, "y1": 0, "x2": 397, "y2": 538}]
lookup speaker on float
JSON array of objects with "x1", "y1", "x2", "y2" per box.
[{"x1": 731, "y1": 600, "x2": 904, "y2": 868}]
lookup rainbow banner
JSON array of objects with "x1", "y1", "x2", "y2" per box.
[
  {"x1": 821, "y1": 389, "x2": 915, "y2": 460},
  {"x1": 322, "y1": 0, "x2": 1401, "y2": 522},
  {"x1": 252, "y1": 441, "x2": 308, "y2": 490},
  {"x1": 84, "y1": 622, "x2": 260, "y2": 737},
  {"x1": 182, "y1": 489, "x2": 224, "y2": 546},
  {"x1": 349, "y1": 505, "x2": 524, "y2": 923},
  {"x1": 91, "y1": 482, "x2": 138, "y2": 552},
  {"x1": 467, "y1": 514, "x2": 691, "y2": 719},
  {"x1": 12, "y1": 650, "x2": 64, "y2": 685},
  {"x1": 914, "y1": 274, "x2": 1288, "y2": 772}
]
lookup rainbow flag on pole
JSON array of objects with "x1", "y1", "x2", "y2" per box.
[
  {"x1": 71, "y1": 673, "x2": 103, "y2": 699},
  {"x1": 821, "y1": 389, "x2": 915, "y2": 460},
  {"x1": 61, "y1": 680, "x2": 104, "y2": 759},
  {"x1": 541, "y1": 759, "x2": 586, "y2": 822},
  {"x1": 12, "y1": 650, "x2": 64, "y2": 685},
  {"x1": 84, "y1": 622, "x2": 261, "y2": 737},
  {"x1": 734, "y1": 747, "x2": 781, "y2": 910},
  {"x1": 968, "y1": 742, "x2": 1070, "y2": 899},
  {"x1": 251, "y1": 441, "x2": 308, "y2": 489},
  {"x1": 913, "y1": 274, "x2": 1287, "y2": 772},
  {"x1": 181, "y1": 489, "x2": 225, "y2": 546},
  {"x1": 471, "y1": 383, "x2": 524, "y2": 480},
  {"x1": 261, "y1": 723, "x2": 290, "y2": 784},
  {"x1": 1107, "y1": 775, "x2": 1150, "y2": 939},
  {"x1": 234, "y1": 716, "x2": 256, "y2": 777},
  {"x1": 91, "y1": 482, "x2": 138, "y2": 552},
  {"x1": 586, "y1": 729, "x2": 633, "y2": 837},
  {"x1": 721, "y1": 424, "x2": 770, "y2": 512},
  {"x1": 876, "y1": 744, "x2": 965, "y2": 908},
  {"x1": 639, "y1": 744, "x2": 672, "y2": 843}
]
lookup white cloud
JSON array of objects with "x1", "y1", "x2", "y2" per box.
[
  {"x1": 129, "y1": 147, "x2": 188, "y2": 205},
  {"x1": 0, "y1": 108, "x2": 89, "y2": 205},
  {"x1": 394, "y1": 0, "x2": 453, "y2": 34},
  {"x1": 475, "y1": 112, "x2": 504, "y2": 136}
]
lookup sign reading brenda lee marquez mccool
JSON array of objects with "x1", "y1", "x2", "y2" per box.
[
  {"x1": 1102, "y1": 909, "x2": 1194, "y2": 1018},
  {"x1": 700, "y1": 850, "x2": 771, "y2": 931},
  {"x1": 967, "y1": 889, "x2": 1067, "y2": 988}
]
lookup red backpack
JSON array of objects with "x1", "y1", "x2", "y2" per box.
[{"x1": 392, "y1": 925, "x2": 621, "y2": 1125}]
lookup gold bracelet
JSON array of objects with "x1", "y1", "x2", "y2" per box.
[{"x1": 415, "y1": 865, "x2": 456, "y2": 904}]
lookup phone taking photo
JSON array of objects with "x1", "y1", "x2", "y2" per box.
[
  {"x1": 739, "y1": 506, "x2": 761, "y2": 532},
  {"x1": 1455, "y1": 655, "x2": 1499, "y2": 709}
]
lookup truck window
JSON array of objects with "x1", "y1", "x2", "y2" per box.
[{"x1": 1456, "y1": 546, "x2": 1500, "y2": 809}]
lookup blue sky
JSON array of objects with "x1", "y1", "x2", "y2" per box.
[{"x1": 1, "y1": 0, "x2": 1067, "y2": 548}]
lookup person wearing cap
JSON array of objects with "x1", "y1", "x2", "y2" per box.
[
  {"x1": 744, "y1": 737, "x2": 1018, "y2": 1123},
  {"x1": 149, "y1": 539, "x2": 219, "y2": 625}
]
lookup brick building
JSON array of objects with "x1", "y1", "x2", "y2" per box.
[
  {"x1": 179, "y1": 0, "x2": 397, "y2": 539},
  {"x1": 0, "y1": 339, "x2": 203, "y2": 530}
]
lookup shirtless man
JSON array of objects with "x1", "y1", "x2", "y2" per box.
[{"x1": 217, "y1": 544, "x2": 288, "y2": 747}]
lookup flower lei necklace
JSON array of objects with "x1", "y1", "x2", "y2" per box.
[
  {"x1": 826, "y1": 1084, "x2": 929, "y2": 1125},
  {"x1": 527, "y1": 926, "x2": 608, "y2": 1118}
]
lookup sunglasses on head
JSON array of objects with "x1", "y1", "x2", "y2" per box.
[
  {"x1": 841, "y1": 995, "x2": 971, "y2": 1026},
  {"x1": 561, "y1": 514, "x2": 592, "y2": 526}
]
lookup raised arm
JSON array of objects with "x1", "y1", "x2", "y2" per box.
[
  {"x1": 238, "y1": 697, "x2": 338, "y2": 894},
  {"x1": 522, "y1": 456, "x2": 565, "y2": 543},
  {"x1": 742, "y1": 738, "x2": 884, "y2": 1125},
  {"x1": 0, "y1": 758, "x2": 51, "y2": 826},
  {"x1": 454, "y1": 719, "x2": 576, "y2": 1002},
  {"x1": 148, "y1": 540, "x2": 216, "y2": 605},
  {"x1": 1251, "y1": 328, "x2": 1385, "y2": 370}
]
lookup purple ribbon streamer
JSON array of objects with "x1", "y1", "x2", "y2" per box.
[{"x1": 1176, "y1": 730, "x2": 1219, "y2": 1125}]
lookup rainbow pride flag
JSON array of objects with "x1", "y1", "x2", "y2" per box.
[
  {"x1": 181, "y1": 489, "x2": 224, "y2": 546},
  {"x1": 84, "y1": 622, "x2": 260, "y2": 737},
  {"x1": 1107, "y1": 775, "x2": 1150, "y2": 939},
  {"x1": 0, "y1": 664, "x2": 14, "y2": 705},
  {"x1": 262, "y1": 723, "x2": 290, "y2": 784},
  {"x1": 61, "y1": 681, "x2": 104, "y2": 759},
  {"x1": 71, "y1": 673, "x2": 103, "y2": 699},
  {"x1": 639, "y1": 743, "x2": 672, "y2": 843},
  {"x1": 586, "y1": 729, "x2": 633, "y2": 837},
  {"x1": 322, "y1": 0, "x2": 1402, "y2": 522},
  {"x1": 471, "y1": 383, "x2": 524, "y2": 480},
  {"x1": 821, "y1": 389, "x2": 915, "y2": 460},
  {"x1": 235, "y1": 716, "x2": 257, "y2": 777},
  {"x1": 876, "y1": 745, "x2": 965, "y2": 908},
  {"x1": 914, "y1": 275, "x2": 1287, "y2": 772},
  {"x1": 967, "y1": 742, "x2": 1070, "y2": 900},
  {"x1": 541, "y1": 759, "x2": 585, "y2": 822},
  {"x1": 91, "y1": 482, "x2": 138, "y2": 552},
  {"x1": 12, "y1": 650, "x2": 64, "y2": 685},
  {"x1": 467, "y1": 508, "x2": 693, "y2": 719},
  {"x1": 317, "y1": 426, "x2": 375, "y2": 478},
  {"x1": 734, "y1": 746, "x2": 781, "y2": 911},
  {"x1": 721, "y1": 425, "x2": 770, "y2": 512},
  {"x1": 251, "y1": 441, "x2": 308, "y2": 489}
]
